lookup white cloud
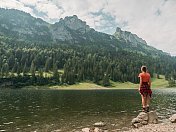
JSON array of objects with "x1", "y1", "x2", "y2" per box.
[
  {"x1": 19, "y1": 0, "x2": 37, "y2": 6},
  {"x1": 102, "y1": 0, "x2": 176, "y2": 55},
  {"x1": 0, "y1": 0, "x2": 34, "y2": 14},
  {"x1": 34, "y1": 1, "x2": 63, "y2": 19}
]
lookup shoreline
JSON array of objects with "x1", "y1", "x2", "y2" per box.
[
  {"x1": 18, "y1": 81, "x2": 176, "y2": 90},
  {"x1": 6, "y1": 86, "x2": 176, "y2": 90},
  {"x1": 126, "y1": 122, "x2": 176, "y2": 132}
]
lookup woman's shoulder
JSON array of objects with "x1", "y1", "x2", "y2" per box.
[
  {"x1": 138, "y1": 72, "x2": 150, "y2": 77},
  {"x1": 138, "y1": 73, "x2": 143, "y2": 77},
  {"x1": 146, "y1": 73, "x2": 150, "y2": 76}
]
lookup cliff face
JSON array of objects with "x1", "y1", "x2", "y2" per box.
[
  {"x1": 114, "y1": 27, "x2": 147, "y2": 46},
  {"x1": 50, "y1": 15, "x2": 94, "y2": 43}
]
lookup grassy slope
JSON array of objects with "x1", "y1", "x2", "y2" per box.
[
  {"x1": 150, "y1": 74, "x2": 170, "y2": 89},
  {"x1": 24, "y1": 73, "x2": 175, "y2": 90},
  {"x1": 10, "y1": 69, "x2": 174, "y2": 89}
]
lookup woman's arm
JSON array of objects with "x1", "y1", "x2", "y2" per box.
[
  {"x1": 149, "y1": 77, "x2": 151, "y2": 88},
  {"x1": 139, "y1": 76, "x2": 142, "y2": 91}
]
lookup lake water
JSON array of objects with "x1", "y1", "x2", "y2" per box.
[{"x1": 0, "y1": 89, "x2": 176, "y2": 132}]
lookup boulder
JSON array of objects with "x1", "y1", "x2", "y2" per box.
[
  {"x1": 169, "y1": 114, "x2": 176, "y2": 123},
  {"x1": 137, "y1": 112, "x2": 148, "y2": 121},
  {"x1": 141, "y1": 120, "x2": 148, "y2": 125},
  {"x1": 131, "y1": 111, "x2": 158, "y2": 128},
  {"x1": 131, "y1": 118, "x2": 139, "y2": 124},
  {"x1": 148, "y1": 111, "x2": 158, "y2": 124},
  {"x1": 133, "y1": 123, "x2": 142, "y2": 128}
]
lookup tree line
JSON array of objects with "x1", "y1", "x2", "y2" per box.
[{"x1": 0, "y1": 36, "x2": 176, "y2": 88}]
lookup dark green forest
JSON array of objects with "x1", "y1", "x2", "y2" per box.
[{"x1": 0, "y1": 35, "x2": 176, "y2": 88}]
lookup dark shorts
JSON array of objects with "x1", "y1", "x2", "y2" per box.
[{"x1": 139, "y1": 82, "x2": 152, "y2": 97}]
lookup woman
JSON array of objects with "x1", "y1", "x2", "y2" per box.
[{"x1": 138, "y1": 66, "x2": 152, "y2": 112}]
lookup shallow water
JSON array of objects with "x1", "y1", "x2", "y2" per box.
[{"x1": 0, "y1": 89, "x2": 176, "y2": 132}]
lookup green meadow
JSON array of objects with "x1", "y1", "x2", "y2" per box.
[{"x1": 23, "y1": 73, "x2": 175, "y2": 90}]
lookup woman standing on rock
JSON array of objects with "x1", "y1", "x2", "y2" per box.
[{"x1": 138, "y1": 66, "x2": 152, "y2": 112}]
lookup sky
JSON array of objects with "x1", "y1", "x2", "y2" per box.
[{"x1": 0, "y1": 0, "x2": 176, "y2": 55}]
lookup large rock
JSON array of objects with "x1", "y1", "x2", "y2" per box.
[
  {"x1": 131, "y1": 111, "x2": 158, "y2": 128},
  {"x1": 148, "y1": 111, "x2": 158, "y2": 124},
  {"x1": 137, "y1": 112, "x2": 149, "y2": 121},
  {"x1": 169, "y1": 114, "x2": 176, "y2": 123}
]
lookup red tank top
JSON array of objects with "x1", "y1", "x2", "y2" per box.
[{"x1": 138, "y1": 72, "x2": 150, "y2": 82}]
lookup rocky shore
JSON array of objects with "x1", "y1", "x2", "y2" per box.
[
  {"x1": 81, "y1": 112, "x2": 176, "y2": 132},
  {"x1": 126, "y1": 123, "x2": 176, "y2": 132},
  {"x1": 127, "y1": 112, "x2": 176, "y2": 132}
]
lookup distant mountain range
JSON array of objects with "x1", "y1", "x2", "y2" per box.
[{"x1": 0, "y1": 8, "x2": 167, "y2": 55}]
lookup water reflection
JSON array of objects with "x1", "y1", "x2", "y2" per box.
[{"x1": 0, "y1": 89, "x2": 176, "y2": 131}]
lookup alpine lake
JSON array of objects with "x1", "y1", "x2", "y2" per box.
[{"x1": 0, "y1": 89, "x2": 176, "y2": 132}]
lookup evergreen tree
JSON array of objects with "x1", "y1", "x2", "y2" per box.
[
  {"x1": 45, "y1": 57, "x2": 51, "y2": 72},
  {"x1": 30, "y1": 61, "x2": 35, "y2": 76},
  {"x1": 157, "y1": 73, "x2": 160, "y2": 79},
  {"x1": 23, "y1": 62, "x2": 28, "y2": 76},
  {"x1": 168, "y1": 79, "x2": 176, "y2": 87},
  {"x1": 103, "y1": 73, "x2": 110, "y2": 86},
  {"x1": 1, "y1": 63, "x2": 9, "y2": 78},
  {"x1": 53, "y1": 62, "x2": 60, "y2": 83},
  {"x1": 16, "y1": 62, "x2": 21, "y2": 76}
]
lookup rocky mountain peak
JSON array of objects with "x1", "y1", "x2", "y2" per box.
[
  {"x1": 55, "y1": 15, "x2": 91, "y2": 32},
  {"x1": 51, "y1": 15, "x2": 93, "y2": 43},
  {"x1": 114, "y1": 27, "x2": 147, "y2": 46}
]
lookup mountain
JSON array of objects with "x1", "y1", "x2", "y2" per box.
[
  {"x1": 0, "y1": 8, "x2": 167, "y2": 55},
  {"x1": 114, "y1": 27, "x2": 147, "y2": 46},
  {"x1": 0, "y1": 8, "x2": 176, "y2": 88},
  {"x1": 0, "y1": 8, "x2": 117, "y2": 45},
  {"x1": 0, "y1": 8, "x2": 52, "y2": 41}
]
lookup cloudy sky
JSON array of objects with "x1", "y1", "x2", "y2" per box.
[{"x1": 1, "y1": 0, "x2": 176, "y2": 55}]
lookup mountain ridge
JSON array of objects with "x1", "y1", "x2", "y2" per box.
[
  {"x1": 114, "y1": 27, "x2": 147, "y2": 46},
  {"x1": 0, "y1": 8, "x2": 168, "y2": 56}
]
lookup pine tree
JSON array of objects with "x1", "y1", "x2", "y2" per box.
[
  {"x1": 1, "y1": 63, "x2": 9, "y2": 78},
  {"x1": 103, "y1": 73, "x2": 110, "y2": 86},
  {"x1": 23, "y1": 62, "x2": 28, "y2": 76},
  {"x1": 11, "y1": 62, "x2": 17, "y2": 73},
  {"x1": 16, "y1": 62, "x2": 21, "y2": 76},
  {"x1": 53, "y1": 62, "x2": 60, "y2": 83},
  {"x1": 68, "y1": 71, "x2": 75, "y2": 85},
  {"x1": 157, "y1": 73, "x2": 160, "y2": 79},
  {"x1": 165, "y1": 72, "x2": 169, "y2": 80},
  {"x1": 30, "y1": 61, "x2": 35, "y2": 76},
  {"x1": 44, "y1": 57, "x2": 51, "y2": 72}
]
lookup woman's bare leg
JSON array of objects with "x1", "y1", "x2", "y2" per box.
[
  {"x1": 146, "y1": 94, "x2": 150, "y2": 112},
  {"x1": 141, "y1": 94, "x2": 145, "y2": 107},
  {"x1": 146, "y1": 94, "x2": 150, "y2": 106}
]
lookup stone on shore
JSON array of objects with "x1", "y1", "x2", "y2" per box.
[
  {"x1": 131, "y1": 111, "x2": 158, "y2": 128},
  {"x1": 148, "y1": 111, "x2": 158, "y2": 124},
  {"x1": 94, "y1": 127, "x2": 100, "y2": 132},
  {"x1": 169, "y1": 114, "x2": 176, "y2": 123},
  {"x1": 93, "y1": 122, "x2": 106, "y2": 127},
  {"x1": 82, "y1": 128, "x2": 90, "y2": 132}
]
